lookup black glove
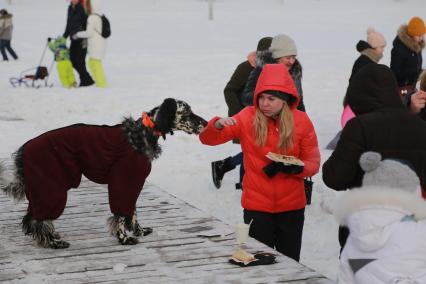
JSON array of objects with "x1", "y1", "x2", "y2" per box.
[
  {"x1": 278, "y1": 163, "x2": 304, "y2": 174},
  {"x1": 263, "y1": 162, "x2": 281, "y2": 178},
  {"x1": 263, "y1": 162, "x2": 304, "y2": 178}
]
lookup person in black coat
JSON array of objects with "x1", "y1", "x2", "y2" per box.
[
  {"x1": 63, "y1": 0, "x2": 94, "y2": 87},
  {"x1": 349, "y1": 28, "x2": 386, "y2": 83},
  {"x1": 211, "y1": 37, "x2": 272, "y2": 189},
  {"x1": 242, "y1": 34, "x2": 305, "y2": 112},
  {"x1": 343, "y1": 28, "x2": 386, "y2": 106},
  {"x1": 322, "y1": 64, "x2": 426, "y2": 250},
  {"x1": 327, "y1": 28, "x2": 386, "y2": 150},
  {"x1": 390, "y1": 17, "x2": 426, "y2": 97}
]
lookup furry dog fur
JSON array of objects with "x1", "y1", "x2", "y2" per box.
[{"x1": 0, "y1": 98, "x2": 207, "y2": 249}]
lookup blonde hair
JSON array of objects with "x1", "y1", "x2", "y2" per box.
[{"x1": 254, "y1": 101, "x2": 294, "y2": 151}]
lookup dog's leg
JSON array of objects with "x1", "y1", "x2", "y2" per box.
[
  {"x1": 107, "y1": 215, "x2": 139, "y2": 245},
  {"x1": 131, "y1": 211, "x2": 153, "y2": 237},
  {"x1": 21, "y1": 212, "x2": 70, "y2": 249}
]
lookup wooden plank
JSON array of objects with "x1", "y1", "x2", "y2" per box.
[{"x1": 0, "y1": 178, "x2": 335, "y2": 283}]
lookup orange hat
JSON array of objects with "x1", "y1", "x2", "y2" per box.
[{"x1": 407, "y1": 17, "x2": 426, "y2": 37}]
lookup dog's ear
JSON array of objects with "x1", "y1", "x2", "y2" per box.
[{"x1": 154, "y1": 98, "x2": 177, "y2": 135}]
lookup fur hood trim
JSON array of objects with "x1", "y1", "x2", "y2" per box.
[
  {"x1": 360, "y1": 48, "x2": 382, "y2": 63},
  {"x1": 0, "y1": 14, "x2": 12, "y2": 19},
  {"x1": 0, "y1": 14, "x2": 12, "y2": 27},
  {"x1": 256, "y1": 50, "x2": 275, "y2": 67},
  {"x1": 397, "y1": 25, "x2": 425, "y2": 53},
  {"x1": 420, "y1": 70, "x2": 426, "y2": 91},
  {"x1": 334, "y1": 186, "x2": 426, "y2": 225},
  {"x1": 256, "y1": 50, "x2": 303, "y2": 79}
]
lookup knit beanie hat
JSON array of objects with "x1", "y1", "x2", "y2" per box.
[
  {"x1": 360, "y1": 152, "x2": 419, "y2": 193},
  {"x1": 366, "y1": 27, "x2": 386, "y2": 48},
  {"x1": 256, "y1": 37, "x2": 273, "y2": 52},
  {"x1": 270, "y1": 34, "x2": 297, "y2": 59},
  {"x1": 407, "y1": 17, "x2": 426, "y2": 37}
]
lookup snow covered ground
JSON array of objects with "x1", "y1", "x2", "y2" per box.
[{"x1": 0, "y1": 0, "x2": 424, "y2": 280}]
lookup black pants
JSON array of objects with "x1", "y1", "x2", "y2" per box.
[
  {"x1": 70, "y1": 39, "x2": 94, "y2": 86},
  {"x1": 244, "y1": 208, "x2": 305, "y2": 261},
  {"x1": 0, "y1": 39, "x2": 18, "y2": 60}
]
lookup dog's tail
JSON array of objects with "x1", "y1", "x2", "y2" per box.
[{"x1": 0, "y1": 146, "x2": 26, "y2": 202}]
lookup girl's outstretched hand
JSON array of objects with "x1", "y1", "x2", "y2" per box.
[{"x1": 214, "y1": 117, "x2": 236, "y2": 129}]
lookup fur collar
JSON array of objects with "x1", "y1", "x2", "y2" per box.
[
  {"x1": 121, "y1": 117, "x2": 161, "y2": 161},
  {"x1": 360, "y1": 48, "x2": 382, "y2": 63},
  {"x1": 397, "y1": 25, "x2": 425, "y2": 53},
  {"x1": 334, "y1": 186, "x2": 426, "y2": 225}
]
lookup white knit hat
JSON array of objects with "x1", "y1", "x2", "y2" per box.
[
  {"x1": 366, "y1": 27, "x2": 386, "y2": 48},
  {"x1": 270, "y1": 34, "x2": 297, "y2": 59},
  {"x1": 360, "y1": 152, "x2": 419, "y2": 193}
]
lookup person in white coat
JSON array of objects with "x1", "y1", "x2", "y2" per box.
[
  {"x1": 334, "y1": 151, "x2": 426, "y2": 284},
  {"x1": 74, "y1": 0, "x2": 107, "y2": 87}
]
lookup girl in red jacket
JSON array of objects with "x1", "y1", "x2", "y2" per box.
[{"x1": 200, "y1": 64, "x2": 320, "y2": 261}]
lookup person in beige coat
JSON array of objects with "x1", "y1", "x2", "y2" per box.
[
  {"x1": 74, "y1": 0, "x2": 107, "y2": 87},
  {"x1": 0, "y1": 9, "x2": 18, "y2": 61}
]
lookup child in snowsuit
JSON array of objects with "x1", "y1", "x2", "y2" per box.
[
  {"x1": 334, "y1": 151, "x2": 426, "y2": 284},
  {"x1": 74, "y1": 0, "x2": 108, "y2": 87},
  {"x1": 48, "y1": 36, "x2": 76, "y2": 88}
]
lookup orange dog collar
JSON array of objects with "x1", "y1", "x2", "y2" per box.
[{"x1": 142, "y1": 112, "x2": 162, "y2": 137}]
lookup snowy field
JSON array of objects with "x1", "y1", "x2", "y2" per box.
[{"x1": 0, "y1": 0, "x2": 424, "y2": 280}]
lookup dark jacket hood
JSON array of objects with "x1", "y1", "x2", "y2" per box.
[{"x1": 346, "y1": 64, "x2": 404, "y2": 115}]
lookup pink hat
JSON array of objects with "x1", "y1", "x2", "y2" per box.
[{"x1": 366, "y1": 27, "x2": 386, "y2": 48}]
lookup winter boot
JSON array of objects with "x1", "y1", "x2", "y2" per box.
[{"x1": 211, "y1": 157, "x2": 236, "y2": 189}]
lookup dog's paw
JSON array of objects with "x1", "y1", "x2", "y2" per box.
[
  {"x1": 118, "y1": 235, "x2": 139, "y2": 245},
  {"x1": 141, "y1": 227, "x2": 153, "y2": 236},
  {"x1": 133, "y1": 227, "x2": 142, "y2": 237},
  {"x1": 133, "y1": 226, "x2": 153, "y2": 237},
  {"x1": 50, "y1": 239, "x2": 70, "y2": 249}
]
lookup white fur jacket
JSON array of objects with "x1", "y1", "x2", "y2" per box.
[
  {"x1": 75, "y1": 0, "x2": 106, "y2": 60},
  {"x1": 334, "y1": 186, "x2": 426, "y2": 284}
]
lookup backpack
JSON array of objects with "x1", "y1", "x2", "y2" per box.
[{"x1": 94, "y1": 13, "x2": 111, "y2": 38}]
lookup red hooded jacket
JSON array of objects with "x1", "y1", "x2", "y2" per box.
[{"x1": 200, "y1": 64, "x2": 320, "y2": 213}]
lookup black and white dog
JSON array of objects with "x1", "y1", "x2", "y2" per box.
[{"x1": 0, "y1": 98, "x2": 207, "y2": 249}]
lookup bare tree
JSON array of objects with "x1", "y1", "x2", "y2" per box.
[{"x1": 208, "y1": 0, "x2": 213, "y2": 21}]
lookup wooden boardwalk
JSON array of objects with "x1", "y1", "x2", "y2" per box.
[{"x1": 0, "y1": 179, "x2": 335, "y2": 284}]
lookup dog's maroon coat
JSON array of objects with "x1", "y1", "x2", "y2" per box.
[{"x1": 23, "y1": 123, "x2": 151, "y2": 220}]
